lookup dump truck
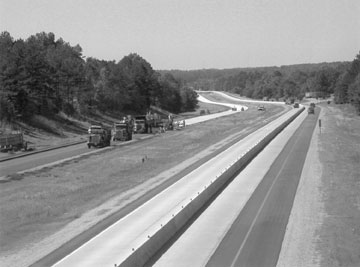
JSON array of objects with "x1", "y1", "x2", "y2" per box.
[
  {"x1": 0, "y1": 131, "x2": 28, "y2": 151},
  {"x1": 87, "y1": 125, "x2": 111, "y2": 148},
  {"x1": 112, "y1": 119, "x2": 133, "y2": 141},
  {"x1": 133, "y1": 115, "x2": 147, "y2": 134}
]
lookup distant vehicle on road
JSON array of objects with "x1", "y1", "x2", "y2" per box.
[
  {"x1": 308, "y1": 106, "x2": 315, "y2": 114},
  {"x1": 258, "y1": 105, "x2": 266, "y2": 111},
  {"x1": 293, "y1": 103, "x2": 300, "y2": 108}
]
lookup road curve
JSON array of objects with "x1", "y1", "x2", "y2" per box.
[{"x1": 200, "y1": 91, "x2": 285, "y2": 105}]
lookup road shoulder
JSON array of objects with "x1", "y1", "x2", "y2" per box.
[{"x1": 277, "y1": 108, "x2": 324, "y2": 267}]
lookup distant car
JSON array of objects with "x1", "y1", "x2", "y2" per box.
[
  {"x1": 308, "y1": 106, "x2": 315, "y2": 114},
  {"x1": 310, "y1": 102, "x2": 316, "y2": 108},
  {"x1": 258, "y1": 105, "x2": 265, "y2": 111},
  {"x1": 293, "y1": 103, "x2": 299, "y2": 108}
]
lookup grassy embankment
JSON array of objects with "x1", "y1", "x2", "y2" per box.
[{"x1": 316, "y1": 103, "x2": 360, "y2": 266}]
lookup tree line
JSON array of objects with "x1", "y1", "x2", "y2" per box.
[
  {"x1": 0, "y1": 31, "x2": 198, "y2": 123},
  {"x1": 168, "y1": 54, "x2": 360, "y2": 113}
]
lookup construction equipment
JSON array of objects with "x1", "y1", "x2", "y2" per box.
[
  {"x1": 134, "y1": 110, "x2": 174, "y2": 134},
  {"x1": 0, "y1": 131, "x2": 28, "y2": 151},
  {"x1": 149, "y1": 106, "x2": 174, "y2": 130},
  {"x1": 87, "y1": 125, "x2": 111, "y2": 148},
  {"x1": 133, "y1": 115, "x2": 147, "y2": 134},
  {"x1": 112, "y1": 119, "x2": 133, "y2": 141}
]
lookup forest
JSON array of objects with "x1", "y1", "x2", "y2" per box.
[
  {"x1": 167, "y1": 53, "x2": 360, "y2": 113},
  {"x1": 1, "y1": 31, "x2": 359, "y2": 126},
  {"x1": 0, "y1": 32, "x2": 198, "y2": 123}
]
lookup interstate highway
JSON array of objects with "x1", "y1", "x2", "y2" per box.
[
  {"x1": 152, "y1": 107, "x2": 319, "y2": 267},
  {"x1": 44, "y1": 107, "x2": 301, "y2": 267}
]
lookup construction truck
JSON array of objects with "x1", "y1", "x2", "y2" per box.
[
  {"x1": 133, "y1": 106, "x2": 174, "y2": 134},
  {"x1": 87, "y1": 125, "x2": 111, "y2": 148},
  {"x1": 133, "y1": 115, "x2": 147, "y2": 134},
  {"x1": 148, "y1": 106, "x2": 174, "y2": 130},
  {"x1": 112, "y1": 119, "x2": 133, "y2": 141},
  {"x1": 308, "y1": 106, "x2": 315, "y2": 114},
  {"x1": 0, "y1": 131, "x2": 28, "y2": 152}
]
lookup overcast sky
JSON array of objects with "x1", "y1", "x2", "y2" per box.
[{"x1": 1, "y1": 0, "x2": 359, "y2": 70}]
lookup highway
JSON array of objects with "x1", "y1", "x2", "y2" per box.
[
  {"x1": 2, "y1": 92, "x2": 298, "y2": 267},
  {"x1": 152, "y1": 107, "x2": 319, "y2": 267},
  {"x1": 207, "y1": 108, "x2": 319, "y2": 267},
  {"x1": 0, "y1": 94, "x2": 247, "y2": 179},
  {"x1": 44, "y1": 107, "x2": 301, "y2": 267}
]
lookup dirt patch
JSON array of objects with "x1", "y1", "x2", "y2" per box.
[{"x1": 277, "y1": 104, "x2": 360, "y2": 267}]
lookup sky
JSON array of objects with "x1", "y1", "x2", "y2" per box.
[{"x1": 1, "y1": 0, "x2": 359, "y2": 70}]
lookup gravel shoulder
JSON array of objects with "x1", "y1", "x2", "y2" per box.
[{"x1": 277, "y1": 104, "x2": 360, "y2": 267}]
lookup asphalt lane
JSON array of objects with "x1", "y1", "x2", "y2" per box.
[{"x1": 206, "y1": 109, "x2": 319, "y2": 267}]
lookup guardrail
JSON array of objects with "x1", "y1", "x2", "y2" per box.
[{"x1": 118, "y1": 107, "x2": 304, "y2": 267}]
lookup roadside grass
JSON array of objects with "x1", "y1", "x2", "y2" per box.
[
  {"x1": 316, "y1": 103, "x2": 360, "y2": 266},
  {"x1": 0, "y1": 103, "x2": 286, "y2": 261}
]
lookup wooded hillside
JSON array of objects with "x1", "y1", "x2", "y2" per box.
[
  {"x1": 0, "y1": 32, "x2": 198, "y2": 124},
  {"x1": 165, "y1": 54, "x2": 360, "y2": 113}
]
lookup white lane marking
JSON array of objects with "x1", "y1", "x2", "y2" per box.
[{"x1": 230, "y1": 127, "x2": 303, "y2": 267}]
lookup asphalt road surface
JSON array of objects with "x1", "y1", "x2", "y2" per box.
[{"x1": 205, "y1": 108, "x2": 319, "y2": 267}]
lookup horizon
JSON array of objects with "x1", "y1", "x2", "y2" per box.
[{"x1": 1, "y1": 0, "x2": 359, "y2": 70}]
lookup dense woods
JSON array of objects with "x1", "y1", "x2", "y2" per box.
[
  {"x1": 0, "y1": 32, "x2": 198, "y2": 123},
  {"x1": 166, "y1": 53, "x2": 360, "y2": 113},
  {"x1": 1, "y1": 31, "x2": 359, "y2": 126}
]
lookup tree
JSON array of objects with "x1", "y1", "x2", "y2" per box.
[{"x1": 180, "y1": 86, "x2": 198, "y2": 111}]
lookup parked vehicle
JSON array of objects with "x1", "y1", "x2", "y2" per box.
[
  {"x1": 112, "y1": 120, "x2": 133, "y2": 141},
  {"x1": 0, "y1": 131, "x2": 27, "y2": 151},
  {"x1": 133, "y1": 116, "x2": 147, "y2": 134},
  {"x1": 258, "y1": 105, "x2": 265, "y2": 111},
  {"x1": 87, "y1": 125, "x2": 111, "y2": 148},
  {"x1": 293, "y1": 103, "x2": 300, "y2": 108},
  {"x1": 134, "y1": 111, "x2": 174, "y2": 134}
]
